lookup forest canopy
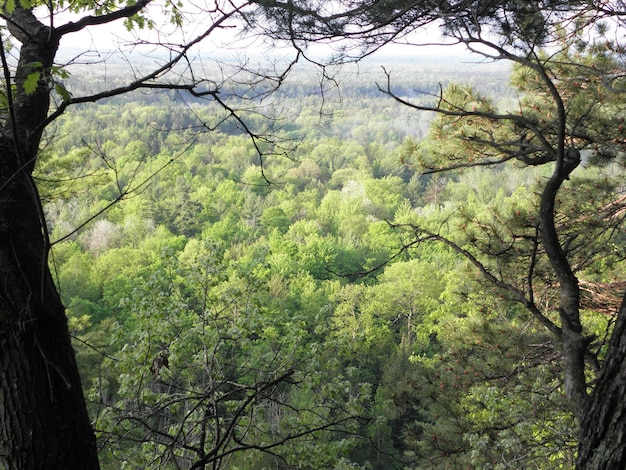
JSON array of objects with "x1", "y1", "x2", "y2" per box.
[
  {"x1": 40, "y1": 54, "x2": 621, "y2": 469},
  {"x1": 1, "y1": 0, "x2": 625, "y2": 468}
]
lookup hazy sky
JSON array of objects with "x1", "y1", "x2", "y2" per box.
[{"x1": 55, "y1": 5, "x2": 467, "y2": 60}]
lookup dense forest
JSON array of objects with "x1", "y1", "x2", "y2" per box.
[
  {"x1": 2, "y1": 0, "x2": 626, "y2": 468},
  {"x1": 33, "y1": 53, "x2": 622, "y2": 468}
]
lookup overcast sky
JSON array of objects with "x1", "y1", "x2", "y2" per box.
[{"x1": 55, "y1": 6, "x2": 467, "y2": 61}]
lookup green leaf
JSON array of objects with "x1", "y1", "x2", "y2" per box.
[
  {"x1": 25, "y1": 61, "x2": 43, "y2": 69},
  {"x1": 55, "y1": 83, "x2": 72, "y2": 103},
  {"x1": 51, "y1": 65, "x2": 71, "y2": 80},
  {"x1": 23, "y1": 71, "x2": 40, "y2": 95}
]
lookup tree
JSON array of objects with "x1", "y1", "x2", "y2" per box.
[
  {"x1": 0, "y1": 0, "x2": 303, "y2": 467},
  {"x1": 90, "y1": 238, "x2": 367, "y2": 469},
  {"x1": 252, "y1": 0, "x2": 626, "y2": 466},
  {"x1": 577, "y1": 291, "x2": 626, "y2": 469}
]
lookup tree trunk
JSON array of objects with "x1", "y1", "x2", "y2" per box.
[
  {"x1": 0, "y1": 7, "x2": 100, "y2": 469},
  {"x1": 539, "y1": 156, "x2": 587, "y2": 418},
  {"x1": 0, "y1": 156, "x2": 100, "y2": 469},
  {"x1": 576, "y1": 291, "x2": 626, "y2": 469}
]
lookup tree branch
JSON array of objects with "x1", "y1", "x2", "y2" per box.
[
  {"x1": 389, "y1": 221, "x2": 562, "y2": 337},
  {"x1": 41, "y1": 2, "x2": 252, "y2": 131},
  {"x1": 53, "y1": 0, "x2": 154, "y2": 38}
]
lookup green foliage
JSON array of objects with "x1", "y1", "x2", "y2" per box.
[
  {"x1": 40, "y1": 50, "x2": 626, "y2": 468},
  {"x1": 4, "y1": 0, "x2": 31, "y2": 14},
  {"x1": 403, "y1": 283, "x2": 578, "y2": 469},
  {"x1": 89, "y1": 238, "x2": 368, "y2": 469},
  {"x1": 23, "y1": 71, "x2": 40, "y2": 95}
]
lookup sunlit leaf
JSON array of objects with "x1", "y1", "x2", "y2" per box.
[{"x1": 23, "y1": 71, "x2": 40, "y2": 95}]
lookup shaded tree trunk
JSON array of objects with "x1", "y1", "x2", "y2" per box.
[
  {"x1": 539, "y1": 147, "x2": 587, "y2": 419},
  {"x1": 577, "y1": 291, "x2": 626, "y2": 469},
  {"x1": 0, "y1": 7, "x2": 100, "y2": 469},
  {"x1": 0, "y1": 165, "x2": 100, "y2": 468}
]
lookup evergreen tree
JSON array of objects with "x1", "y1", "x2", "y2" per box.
[{"x1": 253, "y1": 1, "x2": 626, "y2": 466}]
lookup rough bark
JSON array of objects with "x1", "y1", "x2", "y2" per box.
[
  {"x1": 577, "y1": 291, "x2": 626, "y2": 469},
  {"x1": 0, "y1": 169, "x2": 100, "y2": 468},
  {"x1": 0, "y1": 7, "x2": 100, "y2": 469}
]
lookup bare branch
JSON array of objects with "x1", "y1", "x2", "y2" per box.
[
  {"x1": 41, "y1": 2, "x2": 252, "y2": 130},
  {"x1": 53, "y1": 0, "x2": 154, "y2": 37}
]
